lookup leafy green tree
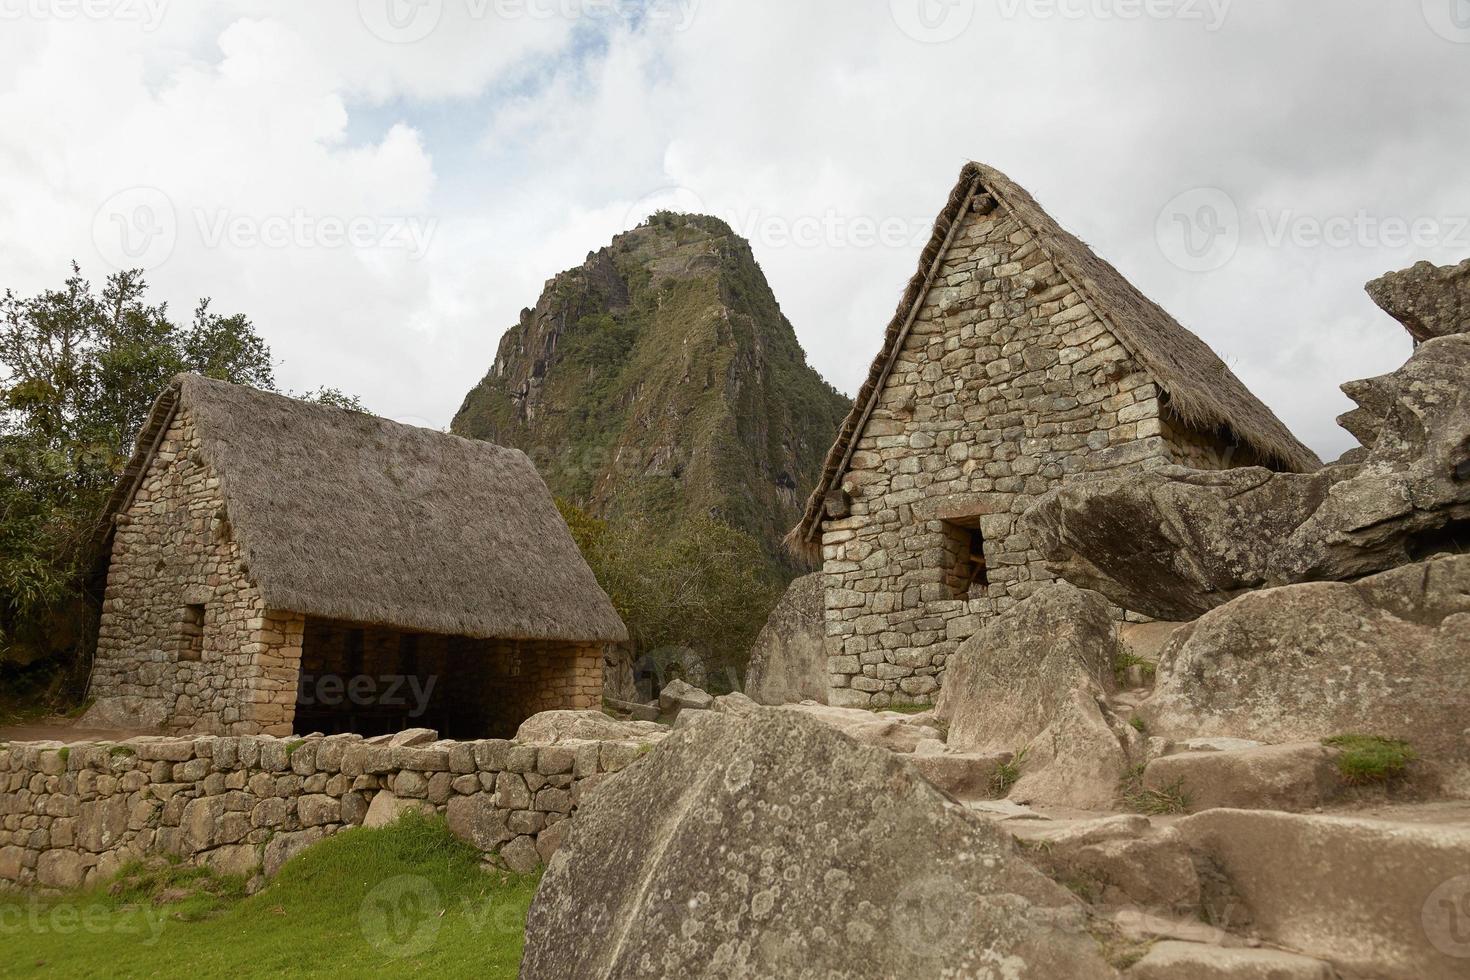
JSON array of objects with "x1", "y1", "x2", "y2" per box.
[{"x1": 558, "y1": 501, "x2": 782, "y2": 693}]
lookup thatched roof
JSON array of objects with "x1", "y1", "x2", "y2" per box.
[
  {"x1": 104, "y1": 375, "x2": 628, "y2": 644},
  {"x1": 790, "y1": 162, "x2": 1321, "y2": 549}
]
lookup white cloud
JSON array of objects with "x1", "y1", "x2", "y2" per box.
[{"x1": 0, "y1": 0, "x2": 1465, "y2": 457}]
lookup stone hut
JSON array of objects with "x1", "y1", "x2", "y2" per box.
[
  {"x1": 85, "y1": 375, "x2": 628, "y2": 739},
  {"x1": 788, "y1": 162, "x2": 1320, "y2": 709}
]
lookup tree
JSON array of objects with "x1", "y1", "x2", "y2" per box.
[{"x1": 558, "y1": 501, "x2": 782, "y2": 694}]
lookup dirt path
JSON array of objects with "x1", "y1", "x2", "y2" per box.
[{"x1": 0, "y1": 718, "x2": 151, "y2": 744}]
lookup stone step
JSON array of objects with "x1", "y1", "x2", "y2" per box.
[
  {"x1": 1140, "y1": 742, "x2": 1346, "y2": 813},
  {"x1": 1127, "y1": 941, "x2": 1337, "y2": 979},
  {"x1": 1174, "y1": 808, "x2": 1470, "y2": 980},
  {"x1": 904, "y1": 751, "x2": 1011, "y2": 799}
]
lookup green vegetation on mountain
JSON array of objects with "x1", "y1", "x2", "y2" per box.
[{"x1": 452, "y1": 213, "x2": 851, "y2": 569}]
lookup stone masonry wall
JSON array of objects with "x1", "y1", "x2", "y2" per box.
[
  {"x1": 91, "y1": 409, "x2": 301, "y2": 736},
  {"x1": 0, "y1": 730, "x2": 648, "y2": 892},
  {"x1": 821, "y1": 201, "x2": 1242, "y2": 709}
]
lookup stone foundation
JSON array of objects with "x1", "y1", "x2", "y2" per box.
[{"x1": 0, "y1": 729, "x2": 646, "y2": 891}]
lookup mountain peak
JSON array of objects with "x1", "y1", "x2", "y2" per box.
[{"x1": 452, "y1": 221, "x2": 850, "y2": 565}]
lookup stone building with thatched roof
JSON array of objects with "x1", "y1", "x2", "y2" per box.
[
  {"x1": 789, "y1": 162, "x2": 1319, "y2": 709},
  {"x1": 85, "y1": 374, "x2": 628, "y2": 739}
]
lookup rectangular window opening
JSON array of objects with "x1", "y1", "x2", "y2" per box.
[
  {"x1": 942, "y1": 521, "x2": 989, "y2": 599},
  {"x1": 179, "y1": 603, "x2": 205, "y2": 661}
]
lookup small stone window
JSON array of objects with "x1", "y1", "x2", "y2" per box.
[
  {"x1": 178, "y1": 603, "x2": 206, "y2": 661},
  {"x1": 941, "y1": 520, "x2": 988, "y2": 599}
]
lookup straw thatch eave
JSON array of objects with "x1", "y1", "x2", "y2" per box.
[{"x1": 788, "y1": 161, "x2": 1321, "y2": 554}]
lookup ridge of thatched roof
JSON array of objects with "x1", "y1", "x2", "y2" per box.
[
  {"x1": 789, "y1": 161, "x2": 1321, "y2": 550},
  {"x1": 105, "y1": 375, "x2": 628, "y2": 644}
]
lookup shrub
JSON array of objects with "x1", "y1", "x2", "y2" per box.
[{"x1": 990, "y1": 747, "x2": 1029, "y2": 797}]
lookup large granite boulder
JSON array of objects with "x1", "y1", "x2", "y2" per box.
[
  {"x1": 744, "y1": 572, "x2": 827, "y2": 705},
  {"x1": 1026, "y1": 335, "x2": 1470, "y2": 620},
  {"x1": 1366, "y1": 257, "x2": 1470, "y2": 344},
  {"x1": 1141, "y1": 554, "x2": 1470, "y2": 793},
  {"x1": 521, "y1": 710, "x2": 1116, "y2": 979},
  {"x1": 935, "y1": 583, "x2": 1129, "y2": 809}
]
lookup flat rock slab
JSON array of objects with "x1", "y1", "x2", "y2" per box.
[
  {"x1": 522, "y1": 710, "x2": 1117, "y2": 979},
  {"x1": 1175, "y1": 808, "x2": 1470, "y2": 980},
  {"x1": 1130, "y1": 941, "x2": 1337, "y2": 980},
  {"x1": 1143, "y1": 743, "x2": 1343, "y2": 814}
]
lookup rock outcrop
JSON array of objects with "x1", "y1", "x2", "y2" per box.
[
  {"x1": 1141, "y1": 554, "x2": 1470, "y2": 791},
  {"x1": 935, "y1": 583, "x2": 1130, "y2": 809},
  {"x1": 521, "y1": 710, "x2": 1116, "y2": 979},
  {"x1": 744, "y1": 572, "x2": 827, "y2": 704},
  {"x1": 1366, "y1": 257, "x2": 1470, "y2": 344},
  {"x1": 1025, "y1": 334, "x2": 1470, "y2": 620}
]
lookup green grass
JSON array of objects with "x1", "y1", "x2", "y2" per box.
[
  {"x1": 1323, "y1": 734, "x2": 1416, "y2": 785},
  {"x1": 1111, "y1": 651, "x2": 1157, "y2": 687},
  {"x1": 0, "y1": 813, "x2": 539, "y2": 979},
  {"x1": 874, "y1": 702, "x2": 932, "y2": 716},
  {"x1": 1128, "y1": 716, "x2": 1148, "y2": 735},
  {"x1": 990, "y1": 748, "x2": 1028, "y2": 797},
  {"x1": 1119, "y1": 765, "x2": 1192, "y2": 815}
]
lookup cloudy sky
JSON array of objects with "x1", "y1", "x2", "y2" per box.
[{"x1": 1, "y1": 1, "x2": 1466, "y2": 459}]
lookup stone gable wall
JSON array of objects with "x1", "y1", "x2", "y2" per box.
[
  {"x1": 821, "y1": 203, "x2": 1239, "y2": 709},
  {"x1": 91, "y1": 409, "x2": 302, "y2": 736},
  {"x1": 0, "y1": 731, "x2": 646, "y2": 891}
]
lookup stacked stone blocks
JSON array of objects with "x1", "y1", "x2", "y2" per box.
[
  {"x1": 822, "y1": 204, "x2": 1245, "y2": 708},
  {"x1": 0, "y1": 730, "x2": 646, "y2": 890}
]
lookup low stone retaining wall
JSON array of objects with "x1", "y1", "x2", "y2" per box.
[{"x1": 0, "y1": 730, "x2": 648, "y2": 891}]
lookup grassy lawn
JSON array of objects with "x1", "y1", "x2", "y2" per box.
[{"x1": 0, "y1": 814, "x2": 539, "y2": 979}]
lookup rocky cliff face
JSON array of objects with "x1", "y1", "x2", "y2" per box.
[{"x1": 452, "y1": 213, "x2": 851, "y2": 563}]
